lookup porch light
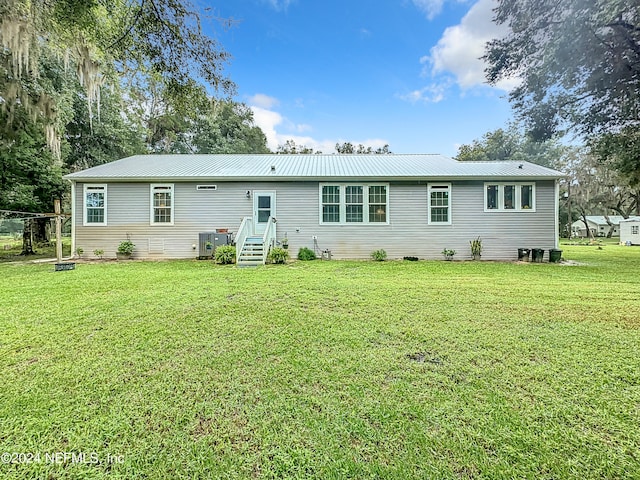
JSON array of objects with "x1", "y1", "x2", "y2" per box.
[{"x1": 246, "y1": 190, "x2": 251, "y2": 199}]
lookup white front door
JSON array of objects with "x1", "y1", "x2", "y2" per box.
[{"x1": 253, "y1": 191, "x2": 276, "y2": 235}]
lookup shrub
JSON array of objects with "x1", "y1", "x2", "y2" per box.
[
  {"x1": 441, "y1": 248, "x2": 456, "y2": 260},
  {"x1": 470, "y1": 237, "x2": 482, "y2": 259},
  {"x1": 215, "y1": 245, "x2": 236, "y2": 264},
  {"x1": 297, "y1": 247, "x2": 316, "y2": 261},
  {"x1": 268, "y1": 247, "x2": 289, "y2": 264},
  {"x1": 371, "y1": 249, "x2": 387, "y2": 261},
  {"x1": 75, "y1": 247, "x2": 84, "y2": 256},
  {"x1": 117, "y1": 240, "x2": 135, "y2": 255},
  {"x1": 93, "y1": 249, "x2": 104, "y2": 259}
]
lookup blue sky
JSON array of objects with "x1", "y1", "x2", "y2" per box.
[{"x1": 212, "y1": 0, "x2": 517, "y2": 156}]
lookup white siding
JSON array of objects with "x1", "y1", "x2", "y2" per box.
[
  {"x1": 74, "y1": 180, "x2": 557, "y2": 260},
  {"x1": 620, "y1": 220, "x2": 640, "y2": 245}
]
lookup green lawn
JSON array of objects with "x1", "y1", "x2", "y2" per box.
[
  {"x1": 1, "y1": 245, "x2": 639, "y2": 479},
  {"x1": 0, "y1": 236, "x2": 72, "y2": 263}
]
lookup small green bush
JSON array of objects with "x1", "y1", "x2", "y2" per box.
[
  {"x1": 215, "y1": 245, "x2": 236, "y2": 264},
  {"x1": 371, "y1": 249, "x2": 387, "y2": 261},
  {"x1": 93, "y1": 249, "x2": 104, "y2": 259},
  {"x1": 268, "y1": 247, "x2": 289, "y2": 264},
  {"x1": 442, "y1": 248, "x2": 456, "y2": 260},
  {"x1": 297, "y1": 247, "x2": 316, "y2": 261},
  {"x1": 117, "y1": 240, "x2": 135, "y2": 255}
]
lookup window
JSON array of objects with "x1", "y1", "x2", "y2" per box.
[
  {"x1": 428, "y1": 184, "x2": 451, "y2": 225},
  {"x1": 345, "y1": 186, "x2": 364, "y2": 223},
  {"x1": 319, "y1": 183, "x2": 388, "y2": 224},
  {"x1": 520, "y1": 185, "x2": 533, "y2": 209},
  {"x1": 368, "y1": 186, "x2": 387, "y2": 223},
  {"x1": 322, "y1": 185, "x2": 340, "y2": 223},
  {"x1": 151, "y1": 184, "x2": 174, "y2": 225},
  {"x1": 83, "y1": 184, "x2": 107, "y2": 226},
  {"x1": 484, "y1": 183, "x2": 535, "y2": 212},
  {"x1": 632, "y1": 225, "x2": 639, "y2": 235}
]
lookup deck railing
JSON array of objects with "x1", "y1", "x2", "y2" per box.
[
  {"x1": 235, "y1": 217, "x2": 252, "y2": 264},
  {"x1": 261, "y1": 216, "x2": 276, "y2": 264}
]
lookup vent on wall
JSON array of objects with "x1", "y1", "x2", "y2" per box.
[
  {"x1": 148, "y1": 239, "x2": 165, "y2": 254},
  {"x1": 197, "y1": 185, "x2": 217, "y2": 190}
]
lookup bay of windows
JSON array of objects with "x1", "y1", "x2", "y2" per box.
[
  {"x1": 485, "y1": 183, "x2": 535, "y2": 212},
  {"x1": 320, "y1": 184, "x2": 388, "y2": 224}
]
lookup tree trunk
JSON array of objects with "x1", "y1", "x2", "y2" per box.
[
  {"x1": 604, "y1": 215, "x2": 615, "y2": 238},
  {"x1": 21, "y1": 219, "x2": 35, "y2": 255},
  {"x1": 32, "y1": 217, "x2": 50, "y2": 244},
  {"x1": 579, "y1": 213, "x2": 593, "y2": 239}
]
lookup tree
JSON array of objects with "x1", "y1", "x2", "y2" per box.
[
  {"x1": 557, "y1": 150, "x2": 640, "y2": 238},
  {"x1": 485, "y1": 0, "x2": 640, "y2": 141},
  {"x1": 335, "y1": 142, "x2": 391, "y2": 154},
  {"x1": 65, "y1": 81, "x2": 147, "y2": 172},
  {"x1": 141, "y1": 93, "x2": 270, "y2": 154},
  {"x1": 592, "y1": 127, "x2": 640, "y2": 187},
  {"x1": 455, "y1": 123, "x2": 566, "y2": 168},
  {"x1": 191, "y1": 101, "x2": 270, "y2": 154},
  {"x1": 0, "y1": 107, "x2": 65, "y2": 253},
  {"x1": 276, "y1": 140, "x2": 319, "y2": 154},
  {"x1": 1, "y1": 0, "x2": 234, "y2": 155}
]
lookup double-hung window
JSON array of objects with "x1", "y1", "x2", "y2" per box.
[
  {"x1": 485, "y1": 183, "x2": 535, "y2": 212},
  {"x1": 151, "y1": 184, "x2": 174, "y2": 225},
  {"x1": 320, "y1": 184, "x2": 388, "y2": 224},
  {"x1": 428, "y1": 184, "x2": 451, "y2": 225},
  {"x1": 345, "y1": 186, "x2": 364, "y2": 223},
  {"x1": 83, "y1": 184, "x2": 107, "y2": 226}
]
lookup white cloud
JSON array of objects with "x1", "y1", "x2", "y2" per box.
[
  {"x1": 264, "y1": 0, "x2": 294, "y2": 11},
  {"x1": 411, "y1": 0, "x2": 444, "y2": 19},
  {"x1": 248, "y1": 94, "x2": 388, "y2": 153},
  {"x1": 428, "y1": 0, "x2": 518, "y2": 91},
  {"x1": 247, "y1": 93, "x2": 280, "y2": 109},
  {"x1": 411, "y1": 0, "x2": 467, "y2": 20},
  {"x1": 250, "y1": 105, "x2": 283, "y2": 151},
  {"x1": 400, "y1": 0, "x2": 519, "y2": 104},
  {"x1": 397, "y1": 81, "x2": 451, "y2": 104}
]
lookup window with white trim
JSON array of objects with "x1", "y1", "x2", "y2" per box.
[
  {"x1": 345, "y1": 186, "x2": 363, "y2": 223},
  {"x1": 83, "y1": 184, "x2": 107, "y2": 226},
  {"x1": 484, "y1": 183, "x2": 536, "y2": 212},
  {"x1": 632, "y1": 225, "x2": 639, "y2": 235},
  {"x1": 151, "y1": 184, "x2": 174, "y2": 225},
  {"x1": 319, "y1": 184, "x2": 388, "y2": 224},
  {"x1": 428, "y1": 184, "x2": 451, "y2": 225}
]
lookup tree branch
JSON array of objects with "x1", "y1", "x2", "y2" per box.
[{"x1": 106, "y1": 0, "x2": 146, "y2": 51}]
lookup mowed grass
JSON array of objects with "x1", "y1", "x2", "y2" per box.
[{"x1": 1, "y1": 245, "x2": 639, "y2": 479}]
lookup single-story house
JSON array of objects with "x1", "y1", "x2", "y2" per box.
[
  {"x1": 63, "y1": 154, "x2": 564, "y2": 264},
  {"x1": 620, "y1": 217, "x2": 640, "y2": 245},
  {"x1": 570, "y1": 215, "x2": 625, "y2": 238}
]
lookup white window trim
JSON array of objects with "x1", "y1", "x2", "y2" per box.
[
  {"x1": 484, "y1": 182, "x2": 536, "y2": 212},
  {"x1": 427, "y1": 183, "x2": 452, "y2": 225},
  {"x1": 319, "y1": 183, "x2": 389, "y2": 225},
  {"x1": 150, "y1": 183, "x2": 175, "y2": 226},
  {"x1": 83, "y1": 184, "x2": 107, "y2": 226}
]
